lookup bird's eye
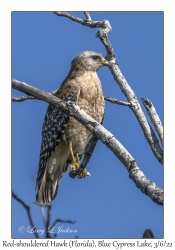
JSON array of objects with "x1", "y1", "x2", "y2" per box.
[{"x1": 92, "y1": 55, "x2": 100, "y2": 60}]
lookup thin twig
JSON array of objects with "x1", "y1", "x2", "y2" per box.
[
  {"x1": 51, "y1": 218, "x2": 76, "y2": 238},
  {"x1": 12, "y1": 191, "x2": 39, "y2": 238},
  {"x1": 83, "y1": 12, "x2": 91, "y2": 21},
  {"x1": 104, "y1": 96, "x2": 131, "y2": 106},
  {"x1": 141, "y1": 98, "x2": 163, "y2": 147},
  {"x1": 51, "y1": 219, "x2": 76, "y2": 229},
  {"x1": 12, "y1": 96, "x2": 36, "y2": 102},
  {"x1": 12, "y1": 94, "x2": 131, "y2": 107},
  {"x1": 54, "y1": 11, "x2": 103, "y2": 28},
  {"x1": 53, "y1": 12, "x2": 115, "y2": 62},
  {"x1": 12, "y1": 89, "x2": 59, "y2": 102},
  {"x1": 46, "y1": 205, "x2": 52, "y2": 238},
  {"x1": 31, "y1": 175, "x2": 36, "y2": 188}
]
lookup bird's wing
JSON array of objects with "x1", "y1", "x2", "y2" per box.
[{"x1": 36, "y1": 83, "x2": 80, "y2": 190}]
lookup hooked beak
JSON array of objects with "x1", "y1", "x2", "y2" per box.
[{"x1": 101, "y1": 58, "x2": 109, "y2": 66}]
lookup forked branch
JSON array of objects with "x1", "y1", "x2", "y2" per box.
[{"x1": 141, "y1": 98, "x2": 163, "y2": 147}]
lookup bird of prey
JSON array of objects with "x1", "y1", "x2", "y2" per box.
[{"x1": 36, "y1": 51, "x2": 108, "y2": 203}]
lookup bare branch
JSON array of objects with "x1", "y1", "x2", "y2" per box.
[
  {"x1": 12, "y1": 93, "x2": 131, "y2": 107},
  {"x1": 12, "y1": 191, "x2": 39, "y2": 238},
  {"x1": 84, "y1": 12, "x2": 91, "y2": 21},
  {"x1": 12, "y1": 96, "x2": 36, "y2": 102},
  {"x1": 31, "y1": 175, "x2": 37, "y2": 188},
  {"x1": 45, "y1": 205, "x2": 52, "y2": 238},
  {"x1": 12, "y1": 89, "x2": 64, "y2": 102},
  {"x1": 141, "y1": 98, "x2": 163, "y2": 147},
  {"x1": 96, "y1": 26, "x2": 115, "y2": 63},
  {"x1": 50, "y1": 218, "x2": 76, "y2": 238},
  {"x1": 54, "y1": 12, "x2": 115, "y2": 63},
  {"x1": 54, "y1": 11, "x2": 105, "y2": 28},
  {"x1": 51, "y1": 219, "x2": 76, "y2": 229},
  {"x1": 54, "y1": 12, "x2": 86, "y2": 25},
  {"x1": 35, "y1": 200, "x2": 75, "y2": 238},
  {"x1": 55, "y1": 11, "x2": 163, "y2": 165},
  {"x1": 13, "y1": 193, "x2": 75, "y2": 238},
  {"x1": 109, "y1": 64, "x2": 163, "y2": 165},
  {"x1": 104, "y1": 96, "x2": 131, "y2": 106},
  {"x1": 12, "y1": 79, "x2": 163, "y2": 205}
]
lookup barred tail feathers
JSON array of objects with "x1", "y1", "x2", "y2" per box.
[{"x1": 36, "y1": 141, "x2": 69, "y2": 203}]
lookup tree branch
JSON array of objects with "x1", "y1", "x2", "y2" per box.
[
  {"x1": 12, "y1": 94, "x2": 131, "y2": 107},
  {"x1": 83, "y1": 12, "x2": 91, "y2": 21},
  {"x1": 104, "y1": 96, "x2": 131, "y2": 106},
  {"x1": 13, "y1": 194, "x2": 76, "y2": 238},
  {"x1": 12, "y1": 96, "x2": 36, "y2": 102},
  {"x1": 53, "y1": 12, "x2": 115, "y2": 62},
  {"x1": 51, "y1": 218, "x2": 76, "y2": 229},
  {"x1": 56, "y1": 12, "x2": 163, "y2": 165},
  {"x1": 12, "y1": 78, "x2": 163, "y2": 205},
  {"x1": 45, "y1": 205, "x2": 51, "y2": 238},
  {"x1": 12, "y1": 191, "x2": 39, "y2": 238},
  {"x1": 141, "y1": 98, "x2": 163, "y2": 147},
  {"x1": 33, "y1": 201, "x2": 75, "y2": 238},
  {"x1": 50, "y1": 218, "x2": 76, "y2": 238},
  {"x1": 110, "y1": 67, "x2": 164, "y2": 164}
]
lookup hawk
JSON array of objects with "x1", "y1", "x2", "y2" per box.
[{"x1": 36, "y1": 51, "x2": 108, "y2": 203}]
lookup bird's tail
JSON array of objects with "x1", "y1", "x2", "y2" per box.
[
  {"x1": 36, "y1": 171, "x2": 61, "y2": 203},
  {"x1": 36, "y1": 141, "x2": 69, "y2": 203},
  {"x1": 36, "y1": 159, "x2": 67, "y2": 203}
]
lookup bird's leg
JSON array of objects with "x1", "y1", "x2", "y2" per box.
[
  {"x1": 75, "y1": 152, "x2": 90, "y2": 178},
  {"x1": 68, "y1": 143, "x2": 80, "y2": 169},
  {"x1": 68, "y1": 142, "x2": 90, "y2": 178},
  {"x1": 75, "y1": 152, "x2": 79, "y2": 163}
]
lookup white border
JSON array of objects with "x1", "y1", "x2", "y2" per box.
[{"x1": 1, "y1": 0, "x2": 175, "y2": 246}]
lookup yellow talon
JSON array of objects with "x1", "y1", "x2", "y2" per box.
[
  {"x1": 78, "y1": 169, "x2": 91, "y2": 178},
  {"x1": 72, "y1": 161, "x2": 80, "y2": 169},
  {"x1": 68, "y1": 142, "x2": 90, "y2": 178}
]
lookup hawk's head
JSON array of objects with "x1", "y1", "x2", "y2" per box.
[{"x1": 71, "y1": 51, "x2": 109, "y2": 72}]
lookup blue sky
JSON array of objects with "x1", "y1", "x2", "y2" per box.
[{"x1": 12, "y1": 12, "x2": 163, "y2": 239}]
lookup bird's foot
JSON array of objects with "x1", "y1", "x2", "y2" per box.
[
  {"x1": 78, "y1": 169, "x2": 91, "y2": 179},
  {"x1": 72, "y1": 161, "x2": 80, "y2": 170}
]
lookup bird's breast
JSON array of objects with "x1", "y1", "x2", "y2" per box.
[{"x1": 64, "y1": 71, "x2": 104, "y2": 155}]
